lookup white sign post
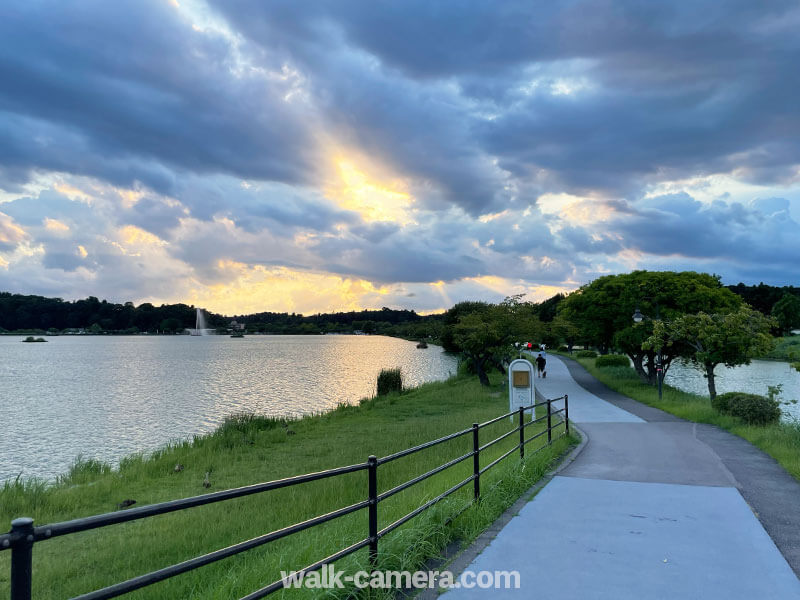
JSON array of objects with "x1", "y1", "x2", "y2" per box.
[{"x1": 508, "y1": 358, "x2": 535, "y2": 422}]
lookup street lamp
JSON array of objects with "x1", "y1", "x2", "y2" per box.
[{"x1": 632, "y1": 302, "x2": 663, "y2": 400}]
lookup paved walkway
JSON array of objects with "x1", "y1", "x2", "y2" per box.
[{"x1": 443, "y1": 354, "x2": 800, "y2": 599}]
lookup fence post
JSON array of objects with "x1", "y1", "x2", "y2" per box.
[
  {"x1": 547, "y1": 399, "x2": 552, "y2": 445},
  {"x1": 518, "y1": 406, "x2": 525, "y2": 459},
  {"x1": 472, "y1": 423, "x2": 480, "y2": 501},
  {"x1": 11, "y1": 517, "x2": 34, "y2": 600},
  {"x1": 564, "y1": 394, "x2": 569, "y2": 435},
  {"x1": 367, "y1": 456, "x2": 378, "y2": 566}
]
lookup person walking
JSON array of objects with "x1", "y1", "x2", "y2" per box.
[{"x1": 536, "y1": 353, "x2": 546, "y2": 378}]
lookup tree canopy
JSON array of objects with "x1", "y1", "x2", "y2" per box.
[
  {"x1": 771, "y1": 293, "x2": 800, "y2": 335},
  {"x1": 445, "y1": 296, "x2": 544, "y2": 386},
  {"x1": 558, "y1": 271, "x2": 742, "y2": 383},
  {"x1": 645, "y1": 306, "x2": 775, "y2": 398}
]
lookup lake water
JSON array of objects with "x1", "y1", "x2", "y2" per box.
[
  {"x1": 665, "y1": 359, "x2": 800, "y2": 422},
  {"x1": 0, "y1": 335, "x2": 458, "y2": 481}
]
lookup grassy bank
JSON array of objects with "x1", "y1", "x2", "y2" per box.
[
  {"x1": 763, "y1": 335, "x2": 800, "y2": 361},
  {"x1": 0, "y1": 373, "x2": 575, "y2": 599},
  {"x1": 569, "y1": 355, "x2": 800, "y2": 481}
]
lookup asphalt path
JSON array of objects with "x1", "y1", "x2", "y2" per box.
[{"x1": 441, "y1": 354, "x2": 800, "y2": 599}]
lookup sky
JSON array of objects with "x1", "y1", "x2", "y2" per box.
[{"x1": 1, "y1": 0, "x2": 799, "y2": 316}]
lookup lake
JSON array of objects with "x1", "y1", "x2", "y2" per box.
[
  {"x1": 665, "y1": 359, "x2": 800, "y2": 422},
  {"x1": 0, "y1": 335, "x2": 458, "y2": 481}
]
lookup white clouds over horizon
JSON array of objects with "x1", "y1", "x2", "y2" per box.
[{"x1": 0, "y1": 0, "x2": 798, "y2": 313}]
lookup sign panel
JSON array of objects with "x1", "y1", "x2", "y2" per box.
[
  {"x1": 512, "y1": 370, "x2": 530, "y2": 388},
  {"x1": 508, "y1": 358, "x2": 535, "y2": 420}
]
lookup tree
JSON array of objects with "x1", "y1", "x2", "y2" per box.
[
  {"x1": 646, "y1": 306, "x2": 775, "y2": 399},
  {"x1": 772, "y1": 293, "x2": 800, "y2": 335},
  {"x1": 558, "y1": 270, "x2": 741, "y2": 384},
  {"x1": 159, "y1": 317, "x2": 183, "y2": 333},
  {"x1": 548, "y1": 314, "x2": 579, "y2": 352},
  {"x1": 447, "y1": 297, "x2": 543, "y2": 386}
]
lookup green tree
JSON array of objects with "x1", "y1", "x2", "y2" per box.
[
  {"x1": 559, "y1": 270, "x2": 741, "y2": 384},
  {"x1": 548, "y1": 314, "x2": 579, "y2": 351},
  {"x1": 159, "y1": 317, "x2": 183, "y2": 333},
  {"x1": 646, "y1": 306, "x2": 775, "y2": 399},
  {"x1": 771, "y1": 293, "x2": 800, "y2": 335},
  {"x1": 448, "y1": 297, "x2": 543, "y2": 386}
]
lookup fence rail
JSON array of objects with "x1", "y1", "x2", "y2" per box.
[{"x1": 2, "y1": 395, "x2": 569, "y2": 600}]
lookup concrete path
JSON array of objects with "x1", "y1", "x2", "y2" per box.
[
  {"x1": 442, "y1": 354, "x2": 800, "y2": 599},
  {"x1": 535, "y1": 354, "x2": 644, "y2": 423}
]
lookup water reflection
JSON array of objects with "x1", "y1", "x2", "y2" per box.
[
  {"x1": 0, "y1": 335, "x2": 458, "y2": 480},
  {"x1": 665, "y1": 359, "x2": 800, "y2": 422}
]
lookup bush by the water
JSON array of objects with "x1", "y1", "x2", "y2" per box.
[
  {"x1": 711, "y1": 392, "x2": 736, "y2": 414},
  {"x1": 595, "y1": 354, "x2": 629, "y2": 367},
  {"x1": 713, "y1": 392, "x2": 781, "y2": 425},
  {"x1": 576, "y1": 350, "x2": 597, "y2": 358},
  {"x1": 377, "y1": 368, "x2": 403, "y2": 395}
]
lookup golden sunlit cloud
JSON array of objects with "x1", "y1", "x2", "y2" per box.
[
  {"x1": 119, "y1": 225, "x2": 167, "y2": 247},
  {"x1": 478, "y1": 210, "x2": 509, "y2": 223},
  {"x1": 77, "y1": 245, "x2": 88, "y2": 258},
  {"x1": 537, "y1": 192, "x2": 616, "y2": 226},
  {"x1": 178, "y1": 260, "x2": 393, "y2": 315},
  {"x1": 0, "y1": 256, "x2": 8, "y2": 269},
  {"x1": 0, "y1": 213, "x2": 28, "y2": 245},
  {"x1": 324, "y1": 149, "x2": 415, "y2": 224},
  {"x1": 44, "y1": 218, "x2": 70, "y2": 232},
  {"x1": 54, "y1": 182, "x2": 93, "y2": 204}
]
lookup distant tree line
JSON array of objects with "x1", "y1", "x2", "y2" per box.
[
  {"x1": 726, "y1": 282, "x2": 800, "y2": 315},
  {"x1": 0, "y1": 292, "x2": 440, "y2": 336}
]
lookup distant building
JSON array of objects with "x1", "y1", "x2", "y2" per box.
[{"x1": 229, "y1": 320, "x2": 245, "y2": 331}]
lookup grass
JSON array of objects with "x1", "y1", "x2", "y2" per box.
[
  {"x1": 0, "y1": 372, "x2": 576, "y2": 599},
  {"x1": 567, "y1": 354, "x2": 800, "y2": 482},
  {"x1": 763, "y1": 335, "x2": 800, "y2": 362}
]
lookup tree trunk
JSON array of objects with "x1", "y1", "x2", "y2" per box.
[
  {"x1": 705, "y1": 362, "x2": 717, "y2": 399},
  {"x1": 475, "y1": 357, "x2": 490, "y2": 387},
  {"x1": 490, "y1": 357, "x2": 506, "y2": 375},
  {"x1": 645, "y1": 352, "x2": 658, "y2": 385},
  {"x1": 632, "y1": 354, "x2": 649, "y2": 384}
]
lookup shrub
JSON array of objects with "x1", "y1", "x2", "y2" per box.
[
  {"x1": 711, "y1": 392, "x2": 737, "y2": 414},
  {"x1": 576, "y1": 350, "x2": 597, "y2": 358},
  {"x1": 714, "y1": 392, "x2": 781, "y2": 425},
  {"x1": 557, "y1": 345, "x2": 569, "y2": 352},
  {"x1": 595, "y1": 354, "x2": 629, "y2": 367},
  {"x1": 377, "y1": 368, "x2": 403, "y2": 395}
]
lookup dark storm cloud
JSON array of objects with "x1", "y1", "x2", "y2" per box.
[
  {"x1": 0, "y1": 0, "x2": 315, "y2": 193},
  {"x1": 2, "y1": 0, "x2": 800, "y2": 298},
  {"x1": 213, "y1": 0, "x2": 800, "y2": 200}
]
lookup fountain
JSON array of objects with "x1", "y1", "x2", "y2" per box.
[{"x1": 189, "y1": 308, "x2": 212, "y2": 335}]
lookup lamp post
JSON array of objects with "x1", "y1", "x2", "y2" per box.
[{"x1": 633, "y1": 301, "x2": 663, "y2": 400}]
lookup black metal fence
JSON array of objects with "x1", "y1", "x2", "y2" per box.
[{"x1": 1, "y1": 395, "x2": 569, "y2": 600}]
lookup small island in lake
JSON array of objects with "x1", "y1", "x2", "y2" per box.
[{"x1": 22, "y1": 336, "x2": 47, "y2": 342}]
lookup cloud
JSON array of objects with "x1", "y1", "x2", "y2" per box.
[{"x1": 1, "y1": 0, "x2": 800, "y2": 312}]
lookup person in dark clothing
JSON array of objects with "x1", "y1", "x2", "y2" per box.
[{"x1": 536, "y1": 353, "x2": 546, "y2": 378}]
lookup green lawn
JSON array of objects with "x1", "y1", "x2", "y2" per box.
[
  {"x1": 569, "y1": 356, "x2": 800, "y2": 482},
  {"x1": 0, "y1": 373, "x2": 575, "y2": 599}
]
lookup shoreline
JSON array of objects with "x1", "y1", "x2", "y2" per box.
[{"x1": 0, "y1": 370, "x2": 577, "y2": 599}]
